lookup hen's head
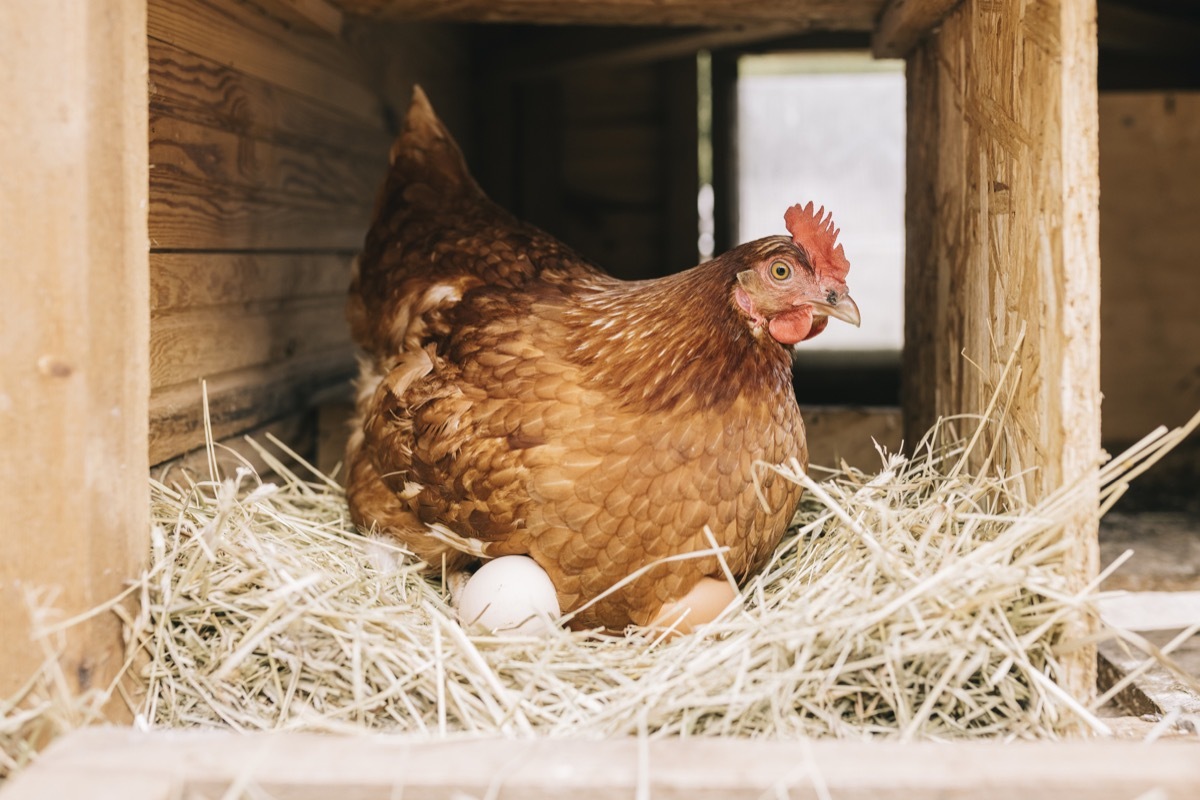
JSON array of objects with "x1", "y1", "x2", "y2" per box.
[{"x1": 731, "y1": 202, "x2": 861, "y2": 345}]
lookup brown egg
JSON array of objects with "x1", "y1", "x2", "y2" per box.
[{"x1": 647, "y1": 577, "x2": 737, "y2": 636}]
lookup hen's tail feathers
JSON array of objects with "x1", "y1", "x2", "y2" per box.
[{"x1": 377, "y1": 85, "x2": 487, "y2": 214}]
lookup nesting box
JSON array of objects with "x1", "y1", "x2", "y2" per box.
[{"x1": 7, "y1": 0, "x2": 1197, "y2": 792}]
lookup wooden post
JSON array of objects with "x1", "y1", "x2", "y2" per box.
[
  {"x1": 0, "y1": 0, "x2": 149, "y2": 708},
  {"x1": 901, "y1": 0, "x2": 1101, "y2": 706}
]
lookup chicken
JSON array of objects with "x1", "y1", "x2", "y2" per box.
[{"x1": 345, "y1": 87, "x2": 860, "y2": 632}]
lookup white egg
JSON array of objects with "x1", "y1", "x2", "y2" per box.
[{"x1": 455, "y1": 555, "x2": 562, "y2": 636}]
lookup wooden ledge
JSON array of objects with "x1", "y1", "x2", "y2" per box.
[{"x1": 4, "y1": 729, "x2": 1200, "y2": 799}]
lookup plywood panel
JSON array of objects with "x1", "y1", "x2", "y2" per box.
[
  {"x1": 1098, "y1": 93, "x2": 1200, "y2": 444},
  {"x1": 903, "y1": 0, "x2": 1100, "y2": 703},
  {"x1": 0, "y1": 0, "x2": 148, "y2": 704}
]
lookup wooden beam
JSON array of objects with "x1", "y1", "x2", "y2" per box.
[
  {"x1": 7, "y1": 730, "x2": 1200, "y2": 799},
  {"x1": 871, "y1": 0, "x2": 962, "y2": 58},
  {"x1": 335, "y1": 0, "x2": 884, "y2": 29},
  {"x1": 494, "y1": 24, "x2": 813, "y2": 81},
  {"x1": 902, "y1": 0, "x2": 1101, "y2": 707},
  {"x1": 269, "y1": 0, "x2": 345, "y2": 36},
  {"x1": 0, "y1": 0, "x2": 148, "y2": 705}
]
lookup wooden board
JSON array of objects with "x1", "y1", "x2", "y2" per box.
[
  {"x1": 144, "y1": 0, "x2": 448, "y2": 466},
  {"x1": 903, "y1": 0, "x2": 1101, "y2": 704},
  {"x1": 154, "y1": 410, "x2": 321, "y2": 486},
  {"x1": 872, "y1": 0, "x2": 963, "y2": 58},
  {"x1": 0, "y1": 0, "x2": 148, "y2": 704},
  {"x1": 150, "y1": 252, "x2": 352, "y2": 312},
  {"x1": 148, "y1": 0, "x2": 378, "y2": 122},
  {"x1": 334, "y1": 0, "x2": 885, "y2": 28},
  {"x1": 6, "y1": 729, "x2": 1200, "y2": 799},
  {"x1": 149, "y1": 114, "x2": 382, "y2": 205},
  {"x1": 1098, "y1": 93, "x2": 1200, "y2": 445},
  {"x1": 149, "y1": 347, "x2": 356, "y2": 466},
  {"x1": 150, "y1": 299, "x2": 350, "y2": 390},
  {"x1": 149, "y1": 38, "x2": 390, "y2": 159},
  {"x1": 144, "y1": 1, "x2": 478, "y2": 468}
]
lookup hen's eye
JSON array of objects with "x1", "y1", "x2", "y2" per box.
[{"x1": 770, "y1": 261, "x2": 792, "y2": 281}]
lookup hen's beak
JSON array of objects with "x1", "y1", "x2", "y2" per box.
[{"x1": 808, "y1": 294, "x2": 861, "y2": 327}]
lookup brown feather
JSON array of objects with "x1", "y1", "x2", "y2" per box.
[{"x1": 345, "y1": 88, "x2": 840, "y2": 631}]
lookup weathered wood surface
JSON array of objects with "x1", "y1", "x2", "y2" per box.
[
  {"x1": 903, "y1": 0, "x2": 1101, "y2": 704},
  {"x1": 0, "y1": 0, "x2": 148, "y2": 703},
  {"x1": 6, "y1": 729, "x2": 1200, "y2": 800},
  {"x1": 872, "y1": 0, "x2": 963, "y2": 58},
  {"x1": 149, "y1": 348, "x2": 356, "y2": 466},
  {"x1": 334, "y1": 0, "x2": 884, "y2": 28},
  {"x1": 1098, "y1": 93, "x2": 1200, "y2": 445},
  {"x1": 154, "y1": 411, "x2": 320, "y2": 486},
  {"x1": 145, "y1": 0, "x2": 431, "y2": 466},
  {"x1": 150, "y1": 253, "x2": 352, "y2": 312},
  {"x1": 149, "y1": 0, "x2": 377, "y2": 121},
  {"x1": 148, "y1": 38, "x2": 390, "y2": 158}
]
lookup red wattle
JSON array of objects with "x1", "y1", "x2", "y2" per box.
[{"x1": 767, "y1": 306, "x2": 814, "y2": 345}]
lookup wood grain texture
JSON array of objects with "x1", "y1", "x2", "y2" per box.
[
  {"x1": 871, "y1": 0, "x2": 963, "y2": 58},
  {"x1": 145, "y1": 2, "x2": 473, "y2": 466},
  {"x1": 0, "y1": 0, "x2": 148, "y2": 703},
  {"x1": 148, "y1": 0, "x2": 378, "y2": 122},
  {"x1": 149, "y1": 175, "x2": 372, "y2": 250},
  {"x1": 150, "y1": 252, "x2": 352, "y2": 312},
  {"x1": 155, "y1": 410, "x2": 319, "y2": 485},
  {"x1": 1098, "y1": 93, "x2": 1200, "y2": 444},
  {"x1": 149, "y1": 38, "x2": 390, "y2": 159},
  {"x1": 7, "y1": 729, "x2": 1200, "y2": 800},
  {"x1": 334, "y1": 0, "x2": 884, "y2": 28},
  {"x1": 151, "y1": 298, "x2": 350, "y2": 390},
  {"x1": 903, "y1": 0, "x2": 1101, "y2": 705},
  {"x1": 149, "y1": 348, "x2": 355, "y2": 465},
  {"x1": 150, "y1": 113, "x2": 382, "y2": 206},
  {"x1": 269, "y1": 0, "x2": 345, "y2": 35}
]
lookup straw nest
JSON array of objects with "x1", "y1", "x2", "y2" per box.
[
  {"x1": 4, "y1": 404, "x2": 1199, "y2": 778},
  {"x1": 123, "y1": 409, "x2": 1195, "y2": 743}
]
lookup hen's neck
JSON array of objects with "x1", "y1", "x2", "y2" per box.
[{"x1": 565, "y1": 255, "x2": 794, "y2": 414}]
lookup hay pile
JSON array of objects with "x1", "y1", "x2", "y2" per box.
[{"x1": 115, "y1": 409, "x2": 1195, "y2": 744}]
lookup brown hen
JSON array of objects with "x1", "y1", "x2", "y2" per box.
[{"x1": 346, "y1": 87, "x2": 860, "y2": 632}]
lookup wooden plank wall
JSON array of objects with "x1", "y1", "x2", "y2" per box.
[
  {"x1": 903, "y1": 0, "x2": 1101, "y2": 703},
  {"x1": 1098, "y1": 92, "x2": 1200, "y2": 444},
  {"x1": 478, "y1": 53, "x2": 699, "y2": 281},
  {"x1": 146, "y1": 0, "x2": 471, "y2": 467},
  {"x1": 0, "y1": 0, "x2": 148, "y2": 703}
]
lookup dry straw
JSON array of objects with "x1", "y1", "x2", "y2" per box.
[
  {"x1": 117, "y1": 402, "x2": 1197, "y2": 743},
  {"x1": 5, "y1": 397, "x2": 1200, "y2": 778}
]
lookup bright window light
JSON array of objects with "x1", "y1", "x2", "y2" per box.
[{"x1": 737, "y1": 52, "x2": 905, "y2": 353}]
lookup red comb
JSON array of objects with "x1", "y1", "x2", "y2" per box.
[{"x1": 784, "y1": 202, "x2": 850, "y2": 282}]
